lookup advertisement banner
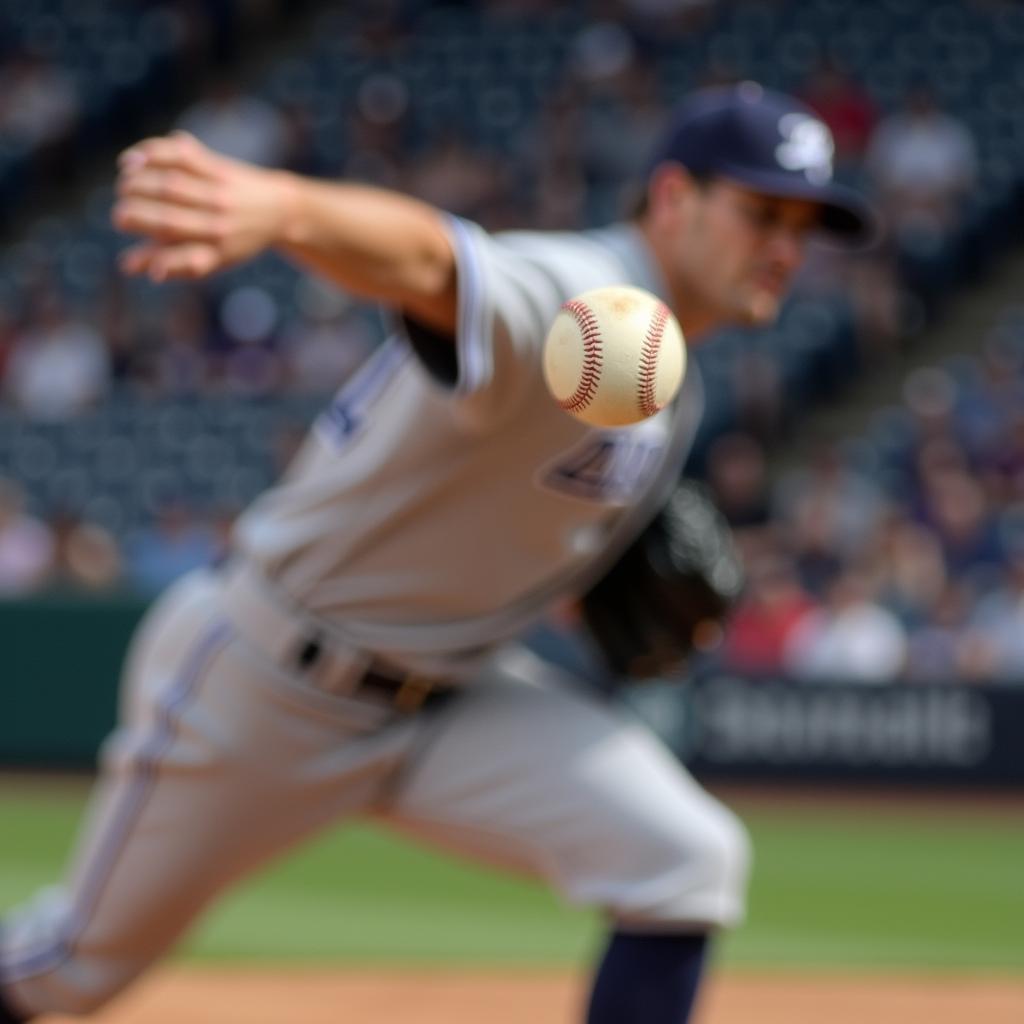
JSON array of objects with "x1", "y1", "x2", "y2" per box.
[{"x1": 625, "y1": 676, "x2": 1024, "y2": 787}]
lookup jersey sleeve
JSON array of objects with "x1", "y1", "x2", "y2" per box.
[{"x1": 391, "y1": 215, "x2": 631, "y2": 428}]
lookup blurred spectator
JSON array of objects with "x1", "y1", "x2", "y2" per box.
[
  {"x1": 47, "y1": 511, "x2": 123, "y2": 592},
  {"x1": 151, "y1": 291, "x2": 215, "y2": 396},
  {"x1": 866, "y1": 84, "x2": 977, "y2": 234},
  {"x1": 176, "y1": 78, "x2": 291, "y2": 167},
  {"x1": 282, "y1": 279, "x2": 377, "y2": 394},
  {"x1": 3, "y1": 294, "x2": 110, "y2": 420},
  {"x1": 343, "y1": 71, "x2": 410, "y2": 186},
  {"x1": 867, "y1": 86, "x2": 977, "y2": 317},
  {"x1": 524, "y1": 89, "x2": 589, "y2": 228},
  {"x1": 966, "y1": 554, "x2": 1024, "y2": 685},
  {"x1": 801, "y1": 59, "x2": 877, "y2": 175},
  {"x1": 531, "y1": 154, "x2": 588, "y2": 230},
  {"x1": 706, "y1": 432, "x2": 771, "y2": 528},
  {"x1": 0, "y1": 479, "x2": 54, "y2": 595},
  {"x1": 721, "y1": 553, "x2": 817, "y2": 676},
  {"x1": 730, "y1": 348, "x2": 783, "y2": 440},
  {"x1": 0, "y1": 308, "x2": 19, "y2": 382},
  {"x1": 919, "y1": 469, "x2": 1004, "y2": 582},
  {"x1": 774, "y1": 444, "x2": 887, "y2": 588},
  {"x1": 407, "y1": 134, "x2": 506, "y2": 223},
  {"x1": 569, "y1": 21, "x2": 630, "y2": 99},
  {"x1": 902, "y1": 365, "x2": 959, "y2": 450},
  {"x1": 569, "y1": 31, "x2": 665, "y2": 217},
  {"x1": 217, "y1": 285, "x2": 284, "y2": 396},
  {"x1": 784, "y1": 567, "x2": 908, "y2": 683},
  {"x1": 989, "y1": 415, "x2": 1024, "y2": 507},
  {"x1": 863, "y1": 513, "x2": 947, "y2": 626},
  {"x1": 903, "y1": 581, "x2": 980, "y2": 683},
  {"x1": 276, "y1": 100, "x2": 319, "y2": 176},
  {"x1": 958, "y1": 337, "x2": 1024, "y2": 467},
  {"x1": 794, "y1": 238, "x2": 905, "y2": 358},
  {"x1": 0, "y1": 53, "x2": 78, "y2": 149},
  {"x1": 124, "y1": 500, "x2": 219, "y2": 595},
  {"x1": 98, "y1": 283, "x2": 147, "y2": 388}
]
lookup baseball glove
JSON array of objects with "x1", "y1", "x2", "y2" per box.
[{"x1": 580, "y1": 481, "x2": 745, "y2": 680}]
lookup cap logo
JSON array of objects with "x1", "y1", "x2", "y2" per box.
[{"x1": 774, "y1": 113, "x2": 834, "y2": 185}]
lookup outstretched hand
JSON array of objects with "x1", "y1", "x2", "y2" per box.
[{"x1": 112, "y1": 131, "x2": 292, "y2": 282}]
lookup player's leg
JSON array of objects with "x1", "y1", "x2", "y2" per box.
[
  {"x1": 0, "y1": 569, "x2": 413, "y2": 1020},
  {"x1": 584, "y1": 931, "x2": 709, "y2": 1023},
  {"x1": 381, "y1": 646, "x2": 749, "y2": 1024}
]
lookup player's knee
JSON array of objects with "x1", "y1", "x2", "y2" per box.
[
  {"x1": 684, "y1": 805, "x2": 752, "y2": 922},
  {"x1": 619, "y1": 803, "x2": 752, "y2": 930}
]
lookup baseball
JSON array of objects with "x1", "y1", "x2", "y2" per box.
[{"x1": 542, "y1": 285, "x2": 686, "y2": 427}]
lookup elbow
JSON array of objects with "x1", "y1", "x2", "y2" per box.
[
  {"x1": 410, "y1": 221, "x2": 456, "y2": 299},
  {"x1": 392, "y1": 231, "x2": 458, "y2": 334}
]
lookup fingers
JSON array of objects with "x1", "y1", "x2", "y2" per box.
[
  {"x1": 117, "y1": 166, "x2": 225, "y2": 212},
  {"x1": 117, "y1": 131, "x2": 222, "y2": 181},
  {"x1": 113, "y1": 134, "x2": 231, "y2": 258},
  {"x1": 117, "y1": 242, "x2": 160, "y2": 276},
  {"x1": 112, "y1": 195, "x2": 225, "y2": 244},
  {"x1": 113, "y1": 132, "x2": 258, "y2": 281},
  {"x1": 119, "y1": 241, "x2": 223, "y2": 282}
]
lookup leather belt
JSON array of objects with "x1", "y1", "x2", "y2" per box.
[
  {"x1": 219, "y1": 561, "x2": 453, "y2": 714},
  {"x1": 297, "y1": 635, "x2": 453, "y2": 714}
]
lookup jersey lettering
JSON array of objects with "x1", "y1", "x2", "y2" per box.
[
  {"x1": 539, "y1": 428, "x2": 667, "y2": 504},
  {"x1": 315, "y1": 339, "x2": 409, "y2": 448}
]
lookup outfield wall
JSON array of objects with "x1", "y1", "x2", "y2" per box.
[
  {"x1": 2, "y1": 597, "x2": 1023, "y2": 786},
  {"x1": 0, "y1": 593, "x2": 147, "y2": 766},
  {"x1": 626, "y1": 676, "x2": 1024, "y2": 788}
]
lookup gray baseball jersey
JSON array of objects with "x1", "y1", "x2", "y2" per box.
[
  {"x1": 0, "y1": 218, "x2": 749, "y2": 1020},
  {"x1": 234, "y1": 218, "x2": 703, "y2": 673}
]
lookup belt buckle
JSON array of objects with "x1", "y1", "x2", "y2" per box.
[{"x1": 393, "y1": 674, "x2": 436, "y2": 713}]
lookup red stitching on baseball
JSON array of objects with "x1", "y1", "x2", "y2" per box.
[
  {"x1": 559, "y1": 299, "x2": 603, "y2": 413},
  {"x1": 638, "y1": 302, "x2": 670, "y2": 418}
]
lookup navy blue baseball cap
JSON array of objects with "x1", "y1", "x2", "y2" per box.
[{"x1": 648, "y1": 81, "x2": 877, "y2": 243}]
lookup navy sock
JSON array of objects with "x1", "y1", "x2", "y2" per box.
[{"x1": 586, "y1": 930, "x2": 709, "y2": 1024}]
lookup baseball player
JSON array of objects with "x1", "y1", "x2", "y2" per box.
[{"x1": 0, "y1": 83, "x2": 871, "y2": 1023}]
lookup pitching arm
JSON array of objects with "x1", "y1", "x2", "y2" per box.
[{"x1": 112, "y1": 132, "x2": 457, "y2": 336}]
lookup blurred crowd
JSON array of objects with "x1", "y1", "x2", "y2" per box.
[
  {"x1": 0, "y1": 277, "x2": 380, "y2": 419},
  {"x1": 0, "y1": 0, "x2": 309, "y2": 217},
  {"x1": 0, "y1": 475, "x2": 231, "y2": 598},
  {"x1": 707, "y1": 319, "x2": 1024, "y2": 686},
  {"x1": 1, "y1": 1, "x2": 1022, "y2": 688},
  {"x1": 0, "y1": 21, "x2": 984, "y2": 417}
]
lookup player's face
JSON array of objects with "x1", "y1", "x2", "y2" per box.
[{"x1": 674, "y1": 179, "x2": 821, "y2": 328}]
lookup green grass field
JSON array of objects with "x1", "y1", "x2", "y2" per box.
[{"x1": 0, "y1": 783, "x2": 1021, "y2": 973}]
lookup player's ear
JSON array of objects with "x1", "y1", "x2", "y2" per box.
[{"x1": 646, "y1": 162, "x2": 703, "y2": 226}]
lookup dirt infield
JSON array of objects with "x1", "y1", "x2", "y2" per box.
[{"x1": 48, "y1": 968, "x2": 1024, "y2": 1024}]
